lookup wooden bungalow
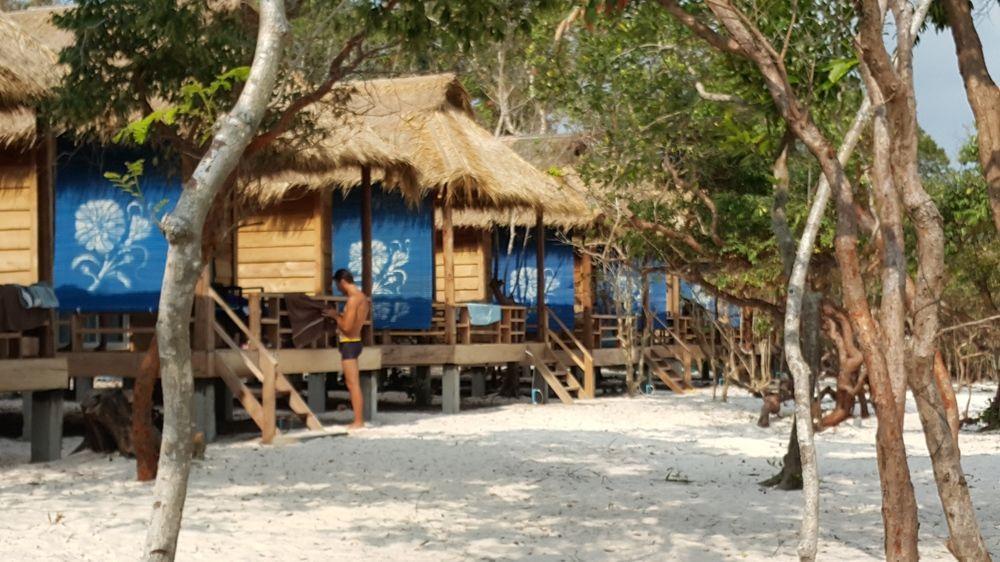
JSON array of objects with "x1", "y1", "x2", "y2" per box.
[
  {"x1": 0, "y1": 10, "x2": 66, "y2": 462},
  {"x1": 235, "y1": 74, "x2": 596, "y2": 416}
]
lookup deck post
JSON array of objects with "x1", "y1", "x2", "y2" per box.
[
  {"x1": 442, "y1": 364, "x2": 460, "y2": 414},
  {"x1": 360, "y1": 371, "x2": 377, "y2": 421},
  {"x1": 470, "y1": 369, "x2": 486, "y2": 398},
  {"x1": 361, "y1": 166, "x2": 374, "y2": 345},
  {"x1": 193, "y1": 379, "x2": 217, "y2": 443},
  {"x1": 307, "y1": 373, "x2": 327, "y2": 414},
  {"x1": 414, "y1": 365, "x2": 432, "y2": 407},
  {"x1": 579, "y1": 247, "x2": 596, "y2": 399},
  {"x1": 30, "y1": 389, "x2": 63, "y2": 463},
  {"x1": 535, "y1": 209, "x2": 547, "y2": 342},
  {"x1": 20, "y1": 392, "x2": 32, "y2": 441},
  {"x1": 215, "y1": 378, "x2": 235, "y2": 423},
  {"x1": 442, "y1": 195, "x2": 457, "y2": 344},
  {"x1": 193, "y1": 267, "x2": 214, "y2": 353}
]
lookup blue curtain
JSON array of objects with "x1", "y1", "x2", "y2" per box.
[
  {"x1": 594, "y1": 267, "x2": 668, "y2": 326},
  {"x1": 496, "y1": 228, "x2": 575, "y2": 330},
  {"x1": 53, "y1": 146, "x2": 181, "y2": 312},
  {"x1": 680, "y1": 280, "x2": 741, "y2": 327},
  {"x1": 331, "y1": 188, "x2": 434, "y2": 329}
]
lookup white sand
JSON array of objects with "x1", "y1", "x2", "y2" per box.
[{"x1": 0, "y1": 387, "x2": 997, "y2": 561}]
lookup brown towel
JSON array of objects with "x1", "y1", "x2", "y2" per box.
[
  {"x1": 285, "y1": 293, "x2": 336, "y2": 349},
  {"x1": 0, "y1": 285, "x2": 50, "y2": 332}
]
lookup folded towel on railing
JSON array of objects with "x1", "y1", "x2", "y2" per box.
[
  {"x1": 0, "y1": 285, "x2": 50, "y2": 332},
  {"x1": 466, "y1": 303, "x2": 502, "y2": 326},
  {"x1": 18, "y1": 283, "x2": 59, "y2": 309},
  {"x1": 285, "y1": 293, "x2": 337, "y2": 349}
]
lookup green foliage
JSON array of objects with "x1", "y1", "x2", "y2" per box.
[
  {"x1": 49, "y1": 0, "x2": 253, "y2": 143},
  {"x1": 114, "y1": 67, "x2": 251, "y2": 146},
  {"x1": 103, "y1": 158, "x2": 169, "y2": 222}
]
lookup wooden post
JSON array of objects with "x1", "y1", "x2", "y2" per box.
[
  {"x1": 248, "y1": 293, "x2": 262, "y2": 351},
  {"x1": 36, "y1": 129, "x2": 56, "y2": 358},
  {"x1": 361, "y1": 167, "x2": 374, "y2": 345},
  {"x1": 579, "y1": 249, "x2": 594, "y2": 349},
  {"x1": 193, "y1": 268, "x2": 214, "y2": 352},
  {"x1": 535, "y1": 210, "x2": 547, "y2": 342},
  {"x1": 361, "y1": 166, "x2": 374, "y2": 297},
  {"x1": 442, "y1": 196, "x2": 457, "y2": 345},
  {"x1": 578, "y1": 248, "x2": 596, "y2": 398},
  {"x1": 315, "y1": 190, "x2": 332, "y2": 295},
  {"x1": 261, "y1": 358, "x2": 277, "y2": 444}
]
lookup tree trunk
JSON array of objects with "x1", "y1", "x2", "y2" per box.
[
  {"x1": 941, "y1": 0, "x2": 1000, "y2": 233},
  {"x1": 79, "y1": 390, "x2": 135, "y2": 455},
  {"x1": 858, "y1": 1, "x2": 991, "y2": 558},
  {"x1": 141, "y1": 3, "x2": 287, "y2": 560},
  {"x1": 133, "y1": 339, "x2": 161, "y2": 482}
]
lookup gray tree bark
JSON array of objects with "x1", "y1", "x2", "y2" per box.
[
  {"x1": 141, "y1": 2, "x2": 288, "y2": 560},
  {"x1": 857, "y1": 1, "x2": 991, "y2": 558}
]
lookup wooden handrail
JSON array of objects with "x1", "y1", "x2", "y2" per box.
[
  {"x1": 546, "y1": 307, "x2": 591, "y2": 357},
  {"x1": 652, "y1": 314, "x2": 695, "y2": 355},
  {"x1": 207, "y1": 287, "x2": 276, "y2": 367}
]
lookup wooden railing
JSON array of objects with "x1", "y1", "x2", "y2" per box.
[
  {"x1": 245, "y1": 292, "x2": 373, "y2": 350},
  {"x1": 546, "y1": 306, "x2": 594, "y2": 399},
  {"x1": 381, "y1": 303, "x2": 527, "y2": 345},
  {"x1": 58, "y1": 312, "x2": 157, "y2": 352},
  {"x1": 208, "y1": 287, "x2": 322, "y2": 443}
]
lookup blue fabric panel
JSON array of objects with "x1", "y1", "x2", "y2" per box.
[
  {"x1": 680, "y1": 281, "x2": 741, "y2": 327},
  {"x1": 53, "y1": 147, "x2": 181, "y2": 312},
  {"x1": 331, "y1": 189, "x2": 433, "y2": 329},
  {"x1": 647, "y1": 271, "x2": 668, "y2": 323},
  {"x1": 496, "y1": 229, "x2": 575, "y2": 330}
]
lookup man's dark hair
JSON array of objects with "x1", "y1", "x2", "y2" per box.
[{"x1": 333, "y1": 269, "x2": 354, "y2": 284}]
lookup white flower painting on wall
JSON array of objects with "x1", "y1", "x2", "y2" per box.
[
  {"x1": 506, "y1": 266, "x2": 560, "y2": 303},
  {"x1": 71, "y1": 199, "x2": 154, "y2": 291},
  {"x1": 349, "y1": 239, "x2": 411, "y2": 322}
]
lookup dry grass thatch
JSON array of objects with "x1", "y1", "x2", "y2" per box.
[
  {"x1": 0, "y1": 106, "x2": 37, "y2": 148},
  {"x1": 432, "y1": 135, "x2": 597, "y2": 229},
  {"x1": 0, "y1": 10, "x2": 59, "y2": 109},
  {"x1": 243, "y1": 74, "x2": 575, "y2": 214}
]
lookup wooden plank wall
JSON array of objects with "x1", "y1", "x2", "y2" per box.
[
  {"x1": 0, "y1": 149, "x2": 38, "y2": 285},
  {"x1": 435, "y1": 227, "x2": 489, "y2": 302},
  {"x1": 236, "y1": 192, "x2": 323, "y2": 293}
]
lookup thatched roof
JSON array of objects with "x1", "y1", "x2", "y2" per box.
[
  {"x1": 0, "y1": 10, "x2": 59, "y2": 110},
  {"x1": 439, "y1": 135, "x2": 597, "y2": 229},
  {"x1": 243, "y1": 74, "x2": 574, "y2": 213},
  {"x1": 0, "y1": 106, "x2": 37, "y2": 148},
  {"x1": 4, "y1": 6, "x2": 73, "y2": 54}
]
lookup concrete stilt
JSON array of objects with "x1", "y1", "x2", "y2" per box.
[
  {"x1": 414, "y1": 366, "x2": 432, "y2": 407},
  {"x1": 20, "y1": 392, "x2": 32, "y2": 441},
  {"x1": 30, "y1": 390, "x2": 63, "y2": 463},
  {"x1": 470, "y1": 369, "x2": 487, "y2": 398},
  {"x1": 74, "y1": 377, "x2": 94, "y2": 403},
  {"x1": 442, "y1": 365, "x2": 461, "y2": 414},
  {"x1": 307, "y1": 373, "x2": 327, "y2": 414},
  {"x1": 360, "y1": 372, "x2": 377, "y2": 421},
  {"x1": 193, "y1": 380, "x2": 216, "y2": 443},
  {"x1": 215, "y1": 379, "x2": 234, "y2": 424}
]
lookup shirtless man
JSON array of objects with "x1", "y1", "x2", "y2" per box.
[{"x1": 323, "y1": 269, "x2": 370, "y2": 429}]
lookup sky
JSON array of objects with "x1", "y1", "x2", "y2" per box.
[{"x1": 913, "y1": 1, "x2": 1000, "y2": 164}]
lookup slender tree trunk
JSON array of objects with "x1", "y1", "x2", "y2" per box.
[
  {"x1": 941, "y1": 0, "x2": 1000, "y2": 233},
  {"x1": 858, "y1": 2, "x2": 991, "y2": 558},
  {"x1": 141, "y1": 3, "x2": 287, "y2": 560},
  {"x1": 133, "y1": 339, "x2": 161, "y2": 482}
]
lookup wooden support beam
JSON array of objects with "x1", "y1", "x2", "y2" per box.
[
  {"x1": 579, "y1": 248, "x2": 594, "y2": 350},
  {"x1": 361, "y1": 166, "x2": 374, "y2": 297},
  {"x1": 535, "y1": 210, "x2": 547, "y2": 342},
  {"x1": 193, "y1": 267, "x2": 214, "y2": 352},
  {"x1": 442, "y1": 196, "x2": 456, "y2": 345}
]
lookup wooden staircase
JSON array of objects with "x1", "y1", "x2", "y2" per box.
[
  {"x1": 526, "y1": 307, "x2": 595, "y2": 405},
  {"x1": 643, "y1": 346, "x2": 693, "y2": 394},
  {"x1": 208, "y1": 288, "x2": 323, "y2": 443}
]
